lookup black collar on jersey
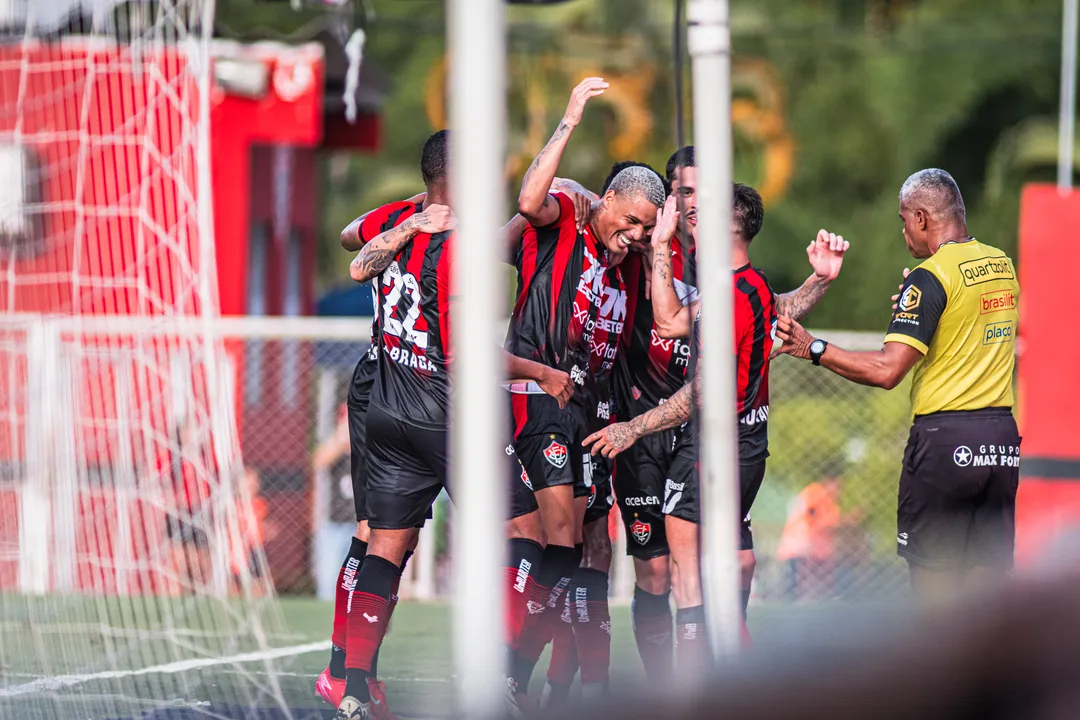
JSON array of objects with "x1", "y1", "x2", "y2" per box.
[{"x1": 733, "y1": 262, "x2": 751, "y2": 274}]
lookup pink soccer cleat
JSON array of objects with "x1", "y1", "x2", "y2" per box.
[{"x1": 316, "y1": 668, "x2": 346, "y2": 707}]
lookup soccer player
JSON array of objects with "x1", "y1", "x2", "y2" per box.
[
  {"x1": 336, "y1": 130, "x2": 572, "y2": 720},
  {"x1": 540, "y1": 162, "x2": 660, "y2": 708},
  {"x1": 585, "y1": 179, "x2": 848, "y2": 670},
  {"x1": 609, "y1": 150, "x2": 699, "y2": 683},
  {"x1": 771, "y1": 169, "x2": 1021, "y2": 599},
  {"x1": 503, "y1": 77, "x2": 666, "y2": 707},
  {"x1": 317, "y1": 196, "x2": 428, "y2": 718}
]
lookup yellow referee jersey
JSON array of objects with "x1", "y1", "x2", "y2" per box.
[{"x1": 884, "y1": 239, "x2": 1019, "y2": 416}]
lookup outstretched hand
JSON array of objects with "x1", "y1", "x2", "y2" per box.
[
  {"x1": 770, "y1": 315, "x2": 814, "y2": 360},
  {"x1": 562, "y1": 77, "x2": 608, "y2": 128},
  {"x1": 806, "y1": 229, "x2": 849, "y2": 281},
  {"x1": 582, "y1": 422, "x2": 639, "y2": 459}
]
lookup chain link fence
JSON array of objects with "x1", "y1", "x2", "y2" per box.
[
  {"x1": 748, "y1": 330, "x2": 913, "y2": 605},
  {"x1": 236, "y1": 320, "x2": 913, "y2": 604}
]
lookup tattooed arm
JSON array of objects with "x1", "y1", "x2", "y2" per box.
[
  {"x1": 649, "y1": 196, "x2": 695, "y2": 339},
  {"x1": 340, "y1": 192, "x2": 427, "y2": 252},
  {"x1": 775, "y1": 229, "x2": 851, "y2": 321},
  {"x1": 349, "y1": 205, "x2": 454, "y2": 284},
  {"x1": 518, "y1": 77, "x2": 608, "y2": 226},
  {"x1": 582, "y1": 375, "x2": 700, "y2": 459},
  {"x1": 774, "y1": 274, "x2": 832, "y2": 322}
]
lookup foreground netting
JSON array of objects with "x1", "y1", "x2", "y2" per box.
[{"x1": 0, "y1": 2, "x2": 297, "y2": 718}]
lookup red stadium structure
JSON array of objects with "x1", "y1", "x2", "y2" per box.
[
  {"x1": 1015, "y1": 184, "x2": 1080, "y2": 564},
  {"x1": 0, "y1": 35, "x2": 383, "y2": 593}
]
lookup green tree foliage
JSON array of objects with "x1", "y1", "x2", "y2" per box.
[{"x1": 218, "y1": 0, "x2": 1064, "y2": 329}]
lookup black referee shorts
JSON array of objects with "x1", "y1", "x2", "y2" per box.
[{"x1": 897, "y1": 408, "x2": 1021, "y2": 570}]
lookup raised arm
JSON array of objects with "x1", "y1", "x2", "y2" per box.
[
  {"x1": 582, "y1": 375, "x2": 700, "y2": 458},
  {"x1": 349, "y1": 205, "x2": 453, "y2": 284},
  {"x1": 774, "y1": 230, "x2": 849, "y2": 321},
  {"x1": 648, "y1": 196, "x2": 694, "y2": 339},
  {"x1": 518, "y1": 77, "x2": 607, "y2": 226},
  {"x1": 340, "y1": 192, "x2": 427, "y2": 252}
]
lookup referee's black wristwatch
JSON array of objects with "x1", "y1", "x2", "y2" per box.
[{"x1": 809, "y1": 338, "x2": 828, "y2": 366}]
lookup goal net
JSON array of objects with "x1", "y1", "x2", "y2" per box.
[{"x1": 0, "y1": 1, "x2": 293, "y2": 717}]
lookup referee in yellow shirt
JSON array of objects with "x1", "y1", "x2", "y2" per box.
[{"x1": 773, "y1": 168, "x2": 1020, "y2": 597}]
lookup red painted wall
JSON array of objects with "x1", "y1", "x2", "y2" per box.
[{"x1": 1015, "y1": 184, "x2": 1080, "y2": 564}]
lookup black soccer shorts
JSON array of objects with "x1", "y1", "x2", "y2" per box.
[
  {"x1": 346, "y1": 355, "x2": 377, "y2": 523},
  {"x1": 583, "y1": 452, "x2": 614, "y2": 526},
  {"x1": 614, "y1": 429, "x2": 676, "y2": 559},
  {"x1": 897, "y1": 408, "x2": 1021, "y2": 570},
  {"x1": 507, "y1": 440, "x2": 541, "y2": 520},
  {"x1": 513, "y1": 432, "x2": 582, "y2": 492},
  {"x1": 663, "y1": 431, "x2": 766, "y2": 551},
  {"x1": 365, "y1": 402, "x2": 449, "y2": 530}
]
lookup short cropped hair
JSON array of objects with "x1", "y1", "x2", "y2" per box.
[
  {"x1": 607, "y1": 165, "x2": 666, "y2": 207},
  {"x1": 666, "y1": 146, "x2": 695, "y2": 183},
  {"x1": 899, "y1": 168, "x2": 966, "y2": 222},
  {"x1": 733, "y1": 182, "x2": 764, "y2": 241},
  {"x1": 421, "y1": 130, "x2": 450, "y2": 187},
  {"x1": 602, "y1": 161, "x2": 664, "y2": 195}
]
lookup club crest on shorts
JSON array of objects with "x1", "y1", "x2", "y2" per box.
[
  {"x1": 544, "y1": 440, "x2": 568, "y2": 468},
  {"x1": 520, "y1": 464, "x2": 533, "y2": 491},
  {"x1": 587, "y1": 483, "x2": 597, "y2": 508},
  {"x1": 630, "y1": 518, "x2": 651, "y2": 545}
]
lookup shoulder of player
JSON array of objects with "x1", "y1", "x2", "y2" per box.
[{"x1": 734, "y1": 264, "x2": 774, "y2": 300}]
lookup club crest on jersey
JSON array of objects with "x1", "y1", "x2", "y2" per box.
[
  {"x1": 630, "y1": 519, "x2": 651, "y2": 545},
  {"x1": 544, "y1": 440, "x2": 568, "y2": 469}
]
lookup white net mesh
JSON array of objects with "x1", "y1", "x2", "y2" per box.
[{"x1": 0, "y1": 2, "x2": 297, "y2": 718}]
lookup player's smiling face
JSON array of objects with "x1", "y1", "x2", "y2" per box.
[{"x1": 596, "y1": 191, "x2": 659, "y2": 254}]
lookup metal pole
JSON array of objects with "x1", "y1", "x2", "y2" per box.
[
  {"x1": 673, "y1": 0, "x2": 686, "y2": 150},
  {"x1": 1059, "y1": 0, "x2": 1078, "y2": 193},
  {"x1": 686, "y1": 0, "x2": 741, "y2": 662},
  {"x1": 449, "y1": 0, "x2": 506, "y2": 716}
]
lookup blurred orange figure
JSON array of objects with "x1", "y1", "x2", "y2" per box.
[
  {"x1": 230, "y1": 466, "x2": 275, "y2": 593},
  {"x1": 777, "y1": 476, "x2": 843, "y2": 600}
]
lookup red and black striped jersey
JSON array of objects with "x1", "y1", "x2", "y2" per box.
[
  {"x1": 580, "y1": 263, "x2": 627, "y2": 437},
  {"x1": 613, "y1": 243, "x2": 698, "y2": 418},
  {"x1": 370, "y1": 220, "x2": 455, "y2": 430},
  {"x1": 358, "y1": 201, "x2": 423, "y2": 354},
  {"x1": 688, "y1": 264, "x2": 777, "y2": 463},
  {"x1": 505, "y1": 192, "x2": 626, "y2": 439}
]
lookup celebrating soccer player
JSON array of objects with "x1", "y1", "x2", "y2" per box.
[
  {"x1": 501, "y1": 78, "x2": 666, "y2": 711},
  {"x1": 318, "y1": 193, "x2": 429, "y2": 719},
  {"x1": 332, "y1": 131, "x2": 572, "y2": 720},
  {"x1": 585, "y1": 172, "x2": 848, "y2": 671},
  {"x1": 771, "y1": 169, "x2": 1020, "y2": 599}
]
